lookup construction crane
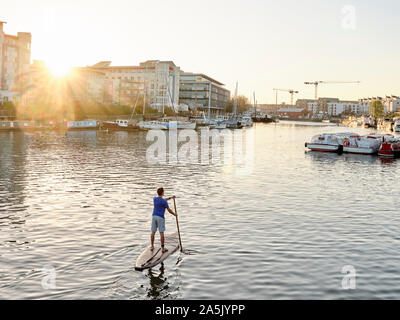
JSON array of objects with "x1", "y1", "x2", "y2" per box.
[
  {"x1": 304, "y1": 81, "x2": 360, "y2": 100},
  {"x1": 273, "y1": 88, "x2": 299, "y2": 106}
]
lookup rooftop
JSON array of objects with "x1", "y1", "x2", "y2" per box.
[
  {"x1": 91, "y1": 60, "x2": 178, "y2": 70},
  {"x1": 180, "y1": 72, "x2": 225, "y2": 86},
  {"x1": 278, "y1": 108, "x2": 305, "y2": 113}
]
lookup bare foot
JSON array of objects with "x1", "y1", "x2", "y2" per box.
[
  {"x1": 150, "y1": 246, "x2": 154, "y2": 251},
  {"x1": 162, "y1": 248, "x2": 168, "y2": 253}
]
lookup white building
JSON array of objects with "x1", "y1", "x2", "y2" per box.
[
  {"x1": 359, "y1": 96, "x2": 400, "y2": 114},
  {"x1": 0, "y1": 21, "x2": 31, "y2": 103},
  {"x1": 91, "y1": 60, "x2": 180, "y2": 110},
  {"x1": 71, "y1": 67, "x2": 107, "y2": 104},
  {"x1": 307, "y1": 99, "x2": 361, "y2": 116},
  {"x1": 307, "y1": 101, "x2": 318, "y2": 114},
  {"x1": 179, "y1": 72, "x2": 230, "y2": 115},
  {"x1": 382, "y1": 96, "x2": 400, "y2": 113}
]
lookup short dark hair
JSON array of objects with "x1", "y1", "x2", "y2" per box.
[{"x1": 157, "y1": 187, "x2": 164, "y2": 196}]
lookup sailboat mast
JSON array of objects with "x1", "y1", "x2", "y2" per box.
[
  {"x1": 253, "y1": 92, "x2": 256, "y2": 116},
  {"x1": 143, "y1": 80, "x2": 146, "y2": 116},
  {"x1": 233, "y1": 82, "x2": 238, "y2": 115},
  {"x1": 208, "y1": 82, "x2": 211, "y2": 119}
]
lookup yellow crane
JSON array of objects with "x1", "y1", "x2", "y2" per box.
[
  {"x1": 304, "y1": 81, "x2": 361, "y2": 100},
  {"x1": 273, "y1": 88, "x2": 299, "y2": 106}
]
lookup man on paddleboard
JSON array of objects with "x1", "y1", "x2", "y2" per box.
[{"x1": 151, "y1": 188, "x2": 177, "y2": 253}]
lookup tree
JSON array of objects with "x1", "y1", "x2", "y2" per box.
[
  {"x1": 225, "y1": 95, "x2": 251, "y2": 113},
  {"x1": 370, "y1": 100, "x2": 384, "y2": 118}
]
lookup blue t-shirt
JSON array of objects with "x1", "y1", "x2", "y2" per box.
[{"x1": 153, "y1": 197, "x2": 169, "y2": 218}]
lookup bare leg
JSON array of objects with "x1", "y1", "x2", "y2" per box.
[
  {"x1": 151, "y1": 232, "x2": 155, "y2": 250},
  {"x1": 160, "y1": 232, "x2": 168, "y2": 253}
]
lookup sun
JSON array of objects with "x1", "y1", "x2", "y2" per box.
[{"x1": 46, "y1": 61, "x2": 73, "y2": 78}]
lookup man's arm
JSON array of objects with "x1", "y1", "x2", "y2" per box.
[
  {"x1": 165, "y1": 195, "x2": 176, "y2": 201},
  {"x1": 167, "y1": 207, "x2": 177, "y2": 216}
]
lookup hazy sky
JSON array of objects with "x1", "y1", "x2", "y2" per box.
[{"x1": 2, "y1": 0, "x2": 399, "y2": 103}]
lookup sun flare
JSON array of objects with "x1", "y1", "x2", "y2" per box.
[{"x1": 46, "y1": 61, "x2": 73, "y2": 78}]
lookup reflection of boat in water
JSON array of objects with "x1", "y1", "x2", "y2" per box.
[{"x1": 307, "y1": 148, "x2": 379, "y2": 165}]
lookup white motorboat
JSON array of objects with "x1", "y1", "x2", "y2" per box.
[
  {"x1": 305, "y1": 133, "x2": 343, "y2": 152},
  {"x1": 240, "y1": 115, "x2": 253, "y2": 127},
  {"x1": 138, "y1": 120, "x2": 196, "y2": 130},
  {"x1": 209, "y1": 120, "x2": 227, "y2": 129},
  {"x1": 137, "y1": 121, "x2": 169, "y2": 130},
  {"x1": 338, "y1": 134, "x2": 381, "y2": 154},
  {"x1": 306, "y1": 132, "x2": 383, "y2": 154},
  {"x1": 168, "y1": 121, "x2": 196, "y2": 130},
  {"x1": 393, "y1": 120, "x2": 400, "y2": 133},
  {"x1": 103, "y1": 119, "x2": 139, "y2": 131}
]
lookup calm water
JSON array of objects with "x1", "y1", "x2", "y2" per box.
[{"x1": 1, "y1": 122, "x2": 400, "y2": 300}]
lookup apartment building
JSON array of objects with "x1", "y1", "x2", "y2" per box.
[
  {"x1": 359, "y1": 96, "x2": 400, "y2": 114},
  {"x1": 306, "y1": 98, "x2": 360, "y2": 116},
  {"x1": 91, "y1": 60, "x2": 180, "y2": 109},
  {"x1": 0, "y1": 21, "x2": 31, "y2": 103},
  {"x1": 70, "y1": 67, "x2": 107, "y2": 104},
  {"x1": 179, "y1": 72, "x2": 230, "y2": 115}
]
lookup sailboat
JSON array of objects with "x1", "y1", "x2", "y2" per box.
[
  {"x1": 103, "y1": 94, "x2": 140, "y2": 131},
  {"x1": 138, "y1": 76, "x2": 196, "y2": 130},
  {"x1": 225, "y1": 82, "x2": 243, "y2": 129}
]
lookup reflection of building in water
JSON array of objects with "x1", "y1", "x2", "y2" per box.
[{"x1": 0, "y1": 132, "x2": 28, "y2": 221}]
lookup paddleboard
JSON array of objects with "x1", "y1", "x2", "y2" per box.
[{"x1": 135, "y1": 232, "x2": 180, "y2": 271}]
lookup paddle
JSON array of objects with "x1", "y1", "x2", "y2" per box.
[{"x1": 173, "y1": 197, "x2": 183, "y2": 252}]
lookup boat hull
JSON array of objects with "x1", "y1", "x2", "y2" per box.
[
  {"x1": 343, "y1": 147, "x2": 377, "y2": 155},
  {"x1": 102, "y1": 122, "x2": 139, "y2": 131},
  {"x1": 378, "y1": 142, "x2": 400, "y2": 158},
  {"x1": 305, "y1": 143, "x2": 339, "y2": 152},
  {"x1": 67, "y1": 127, "x2": 100, "y2": 131}
]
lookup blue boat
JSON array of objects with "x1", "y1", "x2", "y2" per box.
[{"x1": 67, "y1": 120, "x2": 100, "y2": 131}]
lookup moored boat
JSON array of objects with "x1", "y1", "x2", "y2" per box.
[
  {"x1": 137, "y1": 120, "x2": 169, "y2": 130},
  {"x1": 167, "y1": 121, "x2": 197, "y2": 130},
  {"x1": 67, "y1": 120, "x2": 100, "y2": 131},
  {"x1": 252, "y1": 114, "x2": 275, "y2": 123},
  {"x1": 339, "y1": 134, "x2": 381, "y2": 155},
  {"x1": 209, "y1": 120, "x2": 227, "y2": 129},
  {"x1": 137, "y1": 120, "x2": 196, "y2": 130},
  {"x1": 378, "y1": 140, "x2": 400, "y2": 158},
  {"x1": 305, "y1": 133, "x2": 343, "y2": 153},
  {"x1": 0, "y1": 120, "x2": 51, "y2": 131},
  {"x1": 239, "y1": 115, "x2": 253, "y2": 127},
  {"x1": 393, "y1": 120, "x2": 400, "y2": 133},
  {"x1": 377, "y1": 135, "x2": 400, "y2": 158},
  {"x1": 102, "y1": 119, "x2": 139, "y2": 131}
]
